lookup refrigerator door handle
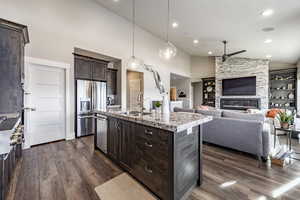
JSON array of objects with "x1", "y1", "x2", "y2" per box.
[{"x1": 92, "y1": 81, "x2": 95, "y2": 111}]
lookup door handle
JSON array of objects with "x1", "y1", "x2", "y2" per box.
[
  {"x1": 23, "y1": 107, "x2": 36, "y2": 111},
  {"x1": 144, "y1": 142, "x2": 153, "y2": 148},
  {"x1": 144, "y1": 165, "x2": 153, "y2": 174}
]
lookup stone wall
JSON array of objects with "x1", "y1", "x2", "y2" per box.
[{"x1": 215, "y1": 57, "x2": 270, "y2": 110}]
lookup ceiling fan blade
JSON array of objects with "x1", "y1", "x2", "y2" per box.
[{"x1": 227, "y1": 50, "x2": 247, "y2": 57}]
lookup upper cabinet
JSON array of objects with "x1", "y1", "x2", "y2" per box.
[
  {"x1": 74, "y1": 55, "x2": 107, "y2": 81},
  {"x1": 75, "y1": 56, "x2": 92, "y2": 80},
  {"x1": 92, "y1": 60, "x2": 107, "y2": 81},
  {"x1": 107, "y1": 69, "x2": 118, "y2": 95},
  {"x1": 0, "y1": 18, "x2": 29, "y2": 114}
]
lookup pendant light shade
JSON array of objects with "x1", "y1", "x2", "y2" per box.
[
  {"x1": 159, "y1": 0, "x2": 177, "y2": 60},
  {"x1": 127, "y1": 55, "x2": 144, "y2": 69},
  {"x1": 159, "y1": 41, "x2": 177, "y2": 60},
  {"x1": 127, "y1": 0, "x2": 144, "y2": 69}
]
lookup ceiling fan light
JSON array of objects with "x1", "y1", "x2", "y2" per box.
[
  {"x1": 127, "y1": 56, "x2": 144, "y2": 69},
  {"x1": 159, "y1": 41, "x2": 177, "y2": 60}
]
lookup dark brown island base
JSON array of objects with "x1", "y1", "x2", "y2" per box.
[{"x1": 93, "y1": 110, "x2": 212, "y2": 200}]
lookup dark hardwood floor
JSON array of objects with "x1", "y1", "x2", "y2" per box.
[{"x1": 7, "y1": 136, "x2": 300, "y2": 200}]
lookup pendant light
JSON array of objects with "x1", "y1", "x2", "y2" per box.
[
  {"x1": 127, "y1": 0, "x2": 144, "y2": 69},
  {"x1": 159, "y1": 0, "x2": 177, "y2": 60}
]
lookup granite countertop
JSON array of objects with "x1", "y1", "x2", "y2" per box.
[
  {"x1": 0, "y1": 117, "x2": 21, "y2": 156},
  {"x1": 94, "y1": 110, "x2": 212, "y2": 132}
]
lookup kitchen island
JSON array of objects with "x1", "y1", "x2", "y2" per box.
[{"x1": 93, "y1": 110, "x2": 212, "y2": 200}]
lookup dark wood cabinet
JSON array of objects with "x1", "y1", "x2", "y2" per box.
[
  {"x1": 107, "y1": 118, "x2": 134, "y2": 171},
  {"x1": 107, "y1": 69, "x2": 117, "y2": 95},
  {"x1": 74, "y1": 55, "x2": 107, "y2": 81},
  {"x1": 119, "y1": 120, "x2": 134, "y2": 171},
  {"x1": 0, "y1": 18, "x2": 29, "y2": 114},
  {"x1": 105, "y1": 116, "x2": 201, "y2": 200},
  {"x1": 0, "y1": 143, "x2": 22, "y2": 200},
  {"x1": 107, "y1": 117, "x2": 120, "y2": 161},
  {"x1": 132, "y1": 125, "x2": 171, "y2": 200},
  {"x1": 75, "y1": 57, "x2": 92, "y2": 80},
  {"x1": 92, "y1": 60, "x2": 107, "y2": 81}
]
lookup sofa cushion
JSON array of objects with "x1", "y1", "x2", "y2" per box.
[
  {"x1": 195, "y1": 109, "x2": 222, "y2": 118},
  {"x1": 173, "y1": 107, "x2": 195, "y2": 113},
  {"x1": 222, "y1": 110, "x2": 265, "y2": 122}
]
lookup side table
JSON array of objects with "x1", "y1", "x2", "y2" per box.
[{"x1": 274, "y1": 126, "x2": 300, "y2": 161}]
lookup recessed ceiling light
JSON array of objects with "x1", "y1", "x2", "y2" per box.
[
  {"x1": 264, "y1": 39, "x2": 272, "y2": 44},
  {"x1": 266, "y1": 54, "x2": 272, "y2": 59},
  {"x1": 262, "y1": 9, "x2": 274, "y2": 17},
  {"x1": 113, "y1": 0, "x2": 119, "y2": 2},
  {"x1": 208, "y1": 51, "x2": 213, "y2": 55},
  {"x1": 262, "y1": 27, "x2": 275, "y2": 32},
  {"x1": 193, "y1": 39, "x2": 199, "y2": 44},
  {"x1": 172, "y1": 22, "x2": 179, "y2": 28}
]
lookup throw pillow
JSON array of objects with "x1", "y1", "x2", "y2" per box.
[{"x1": 266, "y1": 109, "x2": 281, "y2": 119}]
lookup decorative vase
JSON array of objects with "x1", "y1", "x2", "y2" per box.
[
  {"x1": 155, "y1": 107, "x2": 161, "y2": 114},
  {"x1": 281, "y1": 122, "x2": 289, "y2": 129},
  {"x1": 162, "y1": 94, "x2": 170, "y2": 114}
]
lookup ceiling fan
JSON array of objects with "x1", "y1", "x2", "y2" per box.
[{"x1": 222, "y1": 40, "x2": 246, "y2": 62}]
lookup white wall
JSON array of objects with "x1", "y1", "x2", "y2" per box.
[
  {"x1": 191, "y1": 56, "x2": 215, "y2": 82},
  {"x1": 0, "y1": 0, "x2": 191, "y2": 138},
  {"x1": 170, "y1": 75, "x2": 191, "y2": 108}
]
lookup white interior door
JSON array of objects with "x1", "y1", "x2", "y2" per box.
[{"x1": 25, "y1": 63, "x2": 66, "y2": 146}]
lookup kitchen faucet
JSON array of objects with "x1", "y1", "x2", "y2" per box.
[{"x1": 137, "y1": 92, "x2": 144, "y2": 115}]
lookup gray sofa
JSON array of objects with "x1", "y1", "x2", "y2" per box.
[{"x1": 174, "y1": 107, "x2": 275, "y2": 159}]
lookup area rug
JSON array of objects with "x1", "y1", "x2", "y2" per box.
[{"x1": 95, "y1": 173, "x2": 157, "y2": 200}]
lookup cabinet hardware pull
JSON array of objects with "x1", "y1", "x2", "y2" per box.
[
  {"x1": 145, "y1": 166, "x2": 153, "y2": 173},
  {"x1": 145, "y1": 142, "x2": 153, "y2": 148},
  {"x1": 145, "y1": 130, "x2": 153, "y2": 135}
]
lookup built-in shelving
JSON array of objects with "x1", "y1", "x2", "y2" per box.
[
  {"x1": 202, "y1": 77, "x2": 215, "y2": 107},
  {"x1": 269, "y1": 68, "x2": 297, "y2": 110}
]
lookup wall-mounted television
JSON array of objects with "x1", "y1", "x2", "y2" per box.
[{"x1": 222, "y1": 76, "x2": 256, "y2": 96}]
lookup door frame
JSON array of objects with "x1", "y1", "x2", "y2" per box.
[{"x1": 24, "y1": 57, "x2": 72, "y2": 148}]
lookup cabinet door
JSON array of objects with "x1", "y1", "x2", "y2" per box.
[
  {"x1": 107, "y1": 118, "x2": 120, "y2": 161},
  {"x1": 107, "y1": 69, "x2": 117, "y2": 95},
  {"x1": 0, "y1": 27, "x2": 23, "y2": 114},
  {"x1": 75, "y1": 57, "x2": 92, "y2": 80},
  {"x1": 92, "y1": 60, "x2": 107, "y2": 81},
  {"x1": 119, "y1": 120, "x2": 134, "y2": 171},
  {"x1": 0, "y1": 159, "x2": 3, "y2": 200}
]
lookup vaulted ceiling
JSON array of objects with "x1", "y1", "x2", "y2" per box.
[{"x1": 96, "y1": 0, "x2": 300, "y2": 64}]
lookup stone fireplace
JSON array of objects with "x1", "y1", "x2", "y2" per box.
[{"x1": 215, "y1": 57, "x2": 269, "y2": 110}]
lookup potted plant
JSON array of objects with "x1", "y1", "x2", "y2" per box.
[
  {"x1": 154, "y1": 101, "x2": 162, "y2": 114},
  {"x1": 277, "y1": 110, "x2": 293, "y2": 129}
]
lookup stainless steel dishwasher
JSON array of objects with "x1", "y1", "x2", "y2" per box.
[{"x1": 95, "y1": 114, "x2": 107, "y2": 154}]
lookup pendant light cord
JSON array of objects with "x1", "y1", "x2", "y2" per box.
[
  {"x1": 166, "y1": 0, "x2": 170, "y2": 42},
  {"x1": 132, "y1": 0, "x2": 136, "y2": 57}
]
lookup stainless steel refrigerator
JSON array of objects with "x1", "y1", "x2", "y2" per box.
[{"x1": 76, "y1": 80, "x2": 106, "y2": 137}]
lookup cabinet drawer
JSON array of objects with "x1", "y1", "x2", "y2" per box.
[
  {"x1": 135, "y1": 124, "x2": 169, "y2": 144},
  {"x1": 136, "y1": 141, "x2": 169, "y2": 171},
  {"x1": 135, "y1": 136, "x2": 169, "y2": 161},
  {"x1": 132, "y1": 157, "x2": 169, "y2": 200}
]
